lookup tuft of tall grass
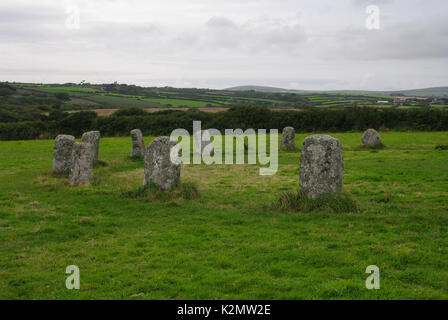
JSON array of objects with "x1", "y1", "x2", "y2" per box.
[
  {"x1": 434, "y1": 144, "x2": 448, "y2": 150},
  {"x1": 178, "y1": 181, "x2": 201, "y2": 200},
  {"x1": 121, "y1": 181, "x2": 200, "y2": 201},
  {"x1": 272, "y1": 190, "x2": 359, "y2": 213}
]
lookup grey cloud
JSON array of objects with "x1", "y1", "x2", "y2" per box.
[{"x1": 0, "y1": 0, "x2": 446, "y2": 90}]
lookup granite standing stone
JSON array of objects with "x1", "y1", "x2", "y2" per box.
[
  {"x1": 53, "y1": 134, "x2": 75, "y2": 174},
  {"x1": 194, "y1": 130, "x2": 213, "y2": 156},
  {"x1": 299, "y1": 135, "x2": 344, "y2": 199},
  {"x1": 144, "y1": 136, "x2": 180, "y2": 190},
  {"x1": 69, "y1": 142, "x2": 94, "y2": 186},
  {"x1": 362, "y1": 129, "x2": 382, "y2": 147},
  {"x1": 130, "y1": 129, "x2": 145, "y2": 158},
  {"x1": 281, "y1": 127, "x2": 295, "y2": 150},
  {"x1": 81, "y1": 131, "x2": 100, "y2": 163}
]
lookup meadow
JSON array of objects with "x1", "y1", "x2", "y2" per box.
[{"x1": 0, "y1": 131, "x2": 447, "y2": 299}]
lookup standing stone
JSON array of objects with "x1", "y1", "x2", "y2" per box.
[
  {"x1": 81, "y1": 131, "x2": 100, "y2": 164},
  {"x1": 362, "y1": 129, "x2": 382, "y2": 147},
  {"x1": 69, "y1": 142, "x2": 94, "y2": 186},
  {"x1": 130, "y1": 129, "x2": 145, "y2": 158},
  {"x1": 144, "y1": 136, "x2": 180, "y2": 190},
  {"x1": 299, "y1": 135, "x2": 344, "y2": 199},
  {"x1": 281, "y1": 127, "x2": 295, "y2": 150},
  {"x1": 194, "y1": 130, "x2": 213, "y2": 156},
  {"x1": 53, "y1": 134, "x2": 75, "y2": 174}
]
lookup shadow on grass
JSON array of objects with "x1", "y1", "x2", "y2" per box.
[
  {"x1": 94, "y1": 160, "x2": 108, "y2": 168},
  {"x1": 280, "y1": 146, "x2": 301, "y2": 153},
  {"x1": 354, "y1": 143, "x2": 386, "y2": 151},
  {"x1": 272, "y1": 190, "x2": 359, "y2": 213},
  {"x1": 121, "y1": 181, "x2": 200, "y2": 202},
  {"x1": 128, "y1": 155, "x2": 144, "y2": 162}
]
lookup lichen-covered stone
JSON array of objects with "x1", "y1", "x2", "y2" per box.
[
  {"x1": 130, "y1": 129, "x2": 145, "y2": 158},
  {"x1": 53, "y1": 134, "x2": 75, "y2": 174},
  {"x1": 299, "y1": 135, "x2": 344, "y2": 199},
  {"x1": 194, "y1": 130, "x2": 213, "y2": 156},
  {"x1": 362, "y1": 129, "x2": 382, "y2": 147},
  {"x1": 69, "y1": 142, "x2": 94, "y2": 186},
  {"x1": 144, "y1": 136, "x2": 180, "y2": 190},
  {"x1": 281, "y1": 127, "x2": 295, "y2": 150},
  {"x1": 81, "y1": 131, "x2": 100, "y2": 163}
]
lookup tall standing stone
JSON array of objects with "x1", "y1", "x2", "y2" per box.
[
  {"x1": 81, "y1": 131, "x2": 100, "y2": 164},
  {"x1": 362, "y1": 129, "x2": 382, "y2": 147},
  {"x1": 194, "y1": 130, "x2": 213, "y2": 156},
  {"x1": 69, "y1": 142, "x2": 94, "y2": 186},
  {"x1": 53, "y1": 134, "x2": 75, "y2": 174},
  {"x1": 130, "y1": 129, "x2": 145, "y2": 158},
  {"x1": 299, "y1": 135, "x2": 344, "y2": 199},
  {"x1": 144, "y1": 136, "x2": 180, "y2": 190},
  {"x1": 281, "y1": 127, "x2": 295, "y2": 150}
]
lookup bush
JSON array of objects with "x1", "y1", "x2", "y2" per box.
[
  {"x1": 58, "y1": 111, "x2": 98, "y2": 136},
  {"x1": 54, "y1": 92, "x2": 70, "y2": 101},
  {"x1": 112, "y1": 107, "x2": 148, "y2": 117},
  {"x1": 1, "y1": 106, "x2": 448, "y2": 140},
  {"x1": 272, "y1": 190, "x2": 359, "y2": 213}
]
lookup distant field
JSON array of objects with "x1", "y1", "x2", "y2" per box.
[
  {"x1": 141, "y1": 98, "x2": 221, "y2": 107},
  {"x1": 11, "y1": 83, "x2": 418, "y2": 109},
  {"x1": 0, "y1": 131, "x2": 447, "y2": 299},
  {"x1": 61, "y1": 107, "x2": 231, "y2": 116},
  {"x1": 15, "y1": 84, "x2": 99, "y2": 97}
]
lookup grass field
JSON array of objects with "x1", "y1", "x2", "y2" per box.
[{"x1": 0, "y1": 132, "x2": 447, "y2": 299}]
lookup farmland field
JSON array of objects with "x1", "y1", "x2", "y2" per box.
[
  {"x1": 13, "y1": 83, "x2": 439, "y2": 110},
  {"x1": 0, "y1": 131, "x2": 447, "y2": 299}
]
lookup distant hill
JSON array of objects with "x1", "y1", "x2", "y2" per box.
[
  {"x1": 225, "y1": 85, "x2": 293, "y2": 93},
  {"x1": 227, "y1": 85, "x2": 448, "y2": 97}
]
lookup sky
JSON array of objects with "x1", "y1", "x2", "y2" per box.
[{"x1": 0, "y1": 0, "x2": 447, "y2": 90}]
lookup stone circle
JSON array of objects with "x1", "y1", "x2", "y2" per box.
[
  {"x1": 362, "y1": 129, "x2": 382, "y2": 147},
  {"x1": 299, "y1": 135, "x2": 344, "y2": 199},
  {"x1": 81, "y1": 131, "x2": 100, "y2": 163},
  {"x1": 53, "y1": 134, "x2": 75, "y2": 174},
  {"x1": 130, "y1": 129, "x2": 145, "y2": 158},
  {"x1": 144, "y1": 136, "x2": 180, "y2": 190},
  {"x1": 281, "y1": 127, "x2": 295, "y2": 150},
  {"x1": 69, "y1": 142, "x2": 94, "y2": 186}
]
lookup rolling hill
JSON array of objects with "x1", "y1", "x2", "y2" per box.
[{"x1": 226, "y1": 85, "x2": 448, "y2": 97}]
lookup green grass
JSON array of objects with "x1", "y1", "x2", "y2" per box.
[
  {"x1": 85, "y1": 94, "x2": 160, "y2": 108},
  {"x1": 0, "y1": 132, "x2": 448, "y2": 299},
  {"x1": 141, "y1": 98, "x2": 221, "y2": 107},
  {"x1": 14, "y1": 84, "x2": 98, "y2": 97},
  {"x1": 121, "y1": 181, "x2": 200, "y2": 201},
  {"x1": 272, "y1": 190, "x2": 359, "y2": 213}
]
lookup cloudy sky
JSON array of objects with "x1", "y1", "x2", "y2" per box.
[{"x1": 1, "y1": 0, "x2": 447, "y2": 90}]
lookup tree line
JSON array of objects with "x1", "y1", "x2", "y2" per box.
[{"x1": 0, "y1": 106, "x2": 447, "y2": 140}]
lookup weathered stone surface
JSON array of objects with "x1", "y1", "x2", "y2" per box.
[
  {"x1": 194, "y1": 130, "x2": 213, "y2": 156},
  {"x1": 130, "y1": 129, "x2": 145, "y2": 158},
  {"x1": 281, "y1": 127, "x2": 295, "y2": 150},
  {"x1": 81, "y1": 131, "x2": 100, "y2": 163},
  {"x1": 299, "y1": 135, "x2": 344, "y2": 199},
  {"x1": 53, "y1": 134, "x2": 75, "y2": 174},
  {"x1": 362, "y1": 129, "x2": 382, "y2": 147},
  {"x1": 144, "y1": 136, "x2": 180, "y2": 190},
  {"x1": 69, "y1": 142, "x2": 94, "y2": 186}
]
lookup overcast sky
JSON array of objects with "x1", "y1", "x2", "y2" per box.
[{"x1": 1, "y1": 0, "x2": 447, "y2": 90}]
